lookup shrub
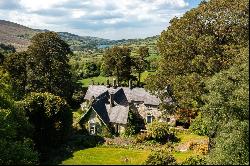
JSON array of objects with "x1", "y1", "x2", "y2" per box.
[
  {"x1": 146, "y1": 121, "x2": 179, "y2": 143},
  {"x1": 181, "y1": 155, "x2": 206, "y2": 165},
  {"x1": 146, "y1": 121, "x2": 169, "y2": 141},
  {"x1": 70, "y1": 135, "x2": 105, "y2": 148},
  {"x1": 189, "y1": 113, "x2": 208, "y2": 136},
  {"x1": 144, "y1": 150, "x2": 176, "y2": 165},
  {"x1": 134, "y1": 132, "x2": 148, "y2": 143}
]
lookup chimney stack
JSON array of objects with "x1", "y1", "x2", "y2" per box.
[
  {"x1": 113, "y1": 78, "x2": 117, "y2": 88},
  {"x1": 129, "y1": 80, "x2": 132, "y2": 89},
  {"x1": 110, "y1": 91, "x2": 114, "y2": 107},
  {"x1": 106, "y1": 79, "x2": 110, "y2": 87}
]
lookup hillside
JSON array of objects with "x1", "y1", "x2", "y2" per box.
[
  {"x1": 0, "y1": 20, "x2": 159, "y2": 52},
  {"x1": 0, "y1": 20, "x2": 38, "y2": 51}
]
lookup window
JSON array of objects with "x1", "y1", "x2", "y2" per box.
[
  {"x1": 89, "y1": 123, "x2": 95, "y2": 135},
  {"x1": 146, "y1": 114, "x2": 153, "y2": 123},
  {"x1": 167, "y1": 118, "x2": 170, "y2": 122}
]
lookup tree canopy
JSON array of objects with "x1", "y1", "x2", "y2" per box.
[
  {"x1": 101, "y1": 46, "x2": 133, "y2": 84},
  {"x1": 26, "y1": 32, "x2": 73, "y2": 101}
]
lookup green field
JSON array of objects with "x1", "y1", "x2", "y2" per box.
[
  {"x1": 79, "y1": 71, "x2": 155, "y2": 87},
  {"x1": 61, "y1": 147, "x2": 150, "y2": 165},
  {"x1": 79, "y1": 76, "x2": 114, "y2": 87}
]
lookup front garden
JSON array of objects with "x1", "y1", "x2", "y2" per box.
[{"x1": 44, "y1": 126, "x2": 208, "y2": 165}]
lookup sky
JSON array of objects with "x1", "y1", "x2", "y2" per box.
[{"x1": 0, "y1": 0, "x2": 202, "y2": 40}]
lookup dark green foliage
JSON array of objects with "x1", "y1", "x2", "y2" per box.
[
  {"x1": 144, "y1": 150, "x2": 176, "y2": 165},
  {"x1": 0, "y1": 52, "x2": 4, "y2": 65},
  {"x1": 146, "y1": 121, "x2": 177, "y2": 143},
  {"x1": 0, "y1": 138, "x2": 38, "y2": 165},
  {"x1": 0, "y1": 71, "x2": 38, "y2": 164},
  {"x1": 101, "y1": 46, "x2": 133, "y2": 84},
  {"x1": 3, "y1": 52, "x2": 27, "y2": 99},
  {"x1": 189, "y1": 113, "x2": 208, "y2": 136},
  {"x1": 70, "y1": 83, "x2": 87, "y2": 109},
  {"x1": 0, "y1": 43, "x2": 16, "y2": 54},
  {"x1": 145, "y1": 0, "x2": 249, "y2": 164},
  {"x1": 145, "y1": 0, "x2": 249, "y2": 110},
  {"x1": 124, "y1": 110, "x2": 145, "y2": 137},
  {"x1": 207, "y1": 120, "x2": 249, "y2": 165},
  {"x1": 181, "y1": 155, "x2": 206, "y2": 165},
  {"x1": 82, "y1": 62, "x2": 100, "y2": 78},
  {"x1": 22, "y1": 92, "x2": 73, "y2": 153},
  {"x1": 26, "y1": 32, "x2": 73, "y2": 102},
  {"x1": 69, "y1": 135, "x2": 105, "y2": 148},
  {"x1": 133, "y1": 46, "x2": 150, "y2": 86}
]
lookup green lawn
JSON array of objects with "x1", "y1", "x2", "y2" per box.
[
  {"x1": 79, "y1": 76, "x2": 114, "y2": 87},
  {"x1": 173, "y1": 150, "x2": 199, "y2": 163},
  {"x1": 176, "y1": 132, "x2": 208, "y2": 144},
  {"x1": 61, "y1": 147, "x2": 150, "y2": 165},
  {"x1": 79, "y1": 71, "x2": 155, "y2": 87}
]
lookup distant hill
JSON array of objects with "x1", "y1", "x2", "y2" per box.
[
  {"x1": 0, "y1": 20, "x2": 38, "y2": 51},
  {"x1": 0, "y1": 19, "x2": 159, "y2": 52}
]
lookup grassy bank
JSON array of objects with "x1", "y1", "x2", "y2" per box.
[{"x1": 61, "y1": 147, "x2": 150, "y2": 165}]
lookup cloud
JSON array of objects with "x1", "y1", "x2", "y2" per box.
[
  {"x1": 0, "y1": 0, "x2": 21, "y2": 10},
  {"x1": 0, "y1": 0, "x2": 201, "y2": 39}
]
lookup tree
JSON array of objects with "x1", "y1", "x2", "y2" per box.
[
  {"x1": 101, "y1": 46, "x2": 133, "y2": 84},
  {"x1": 133, "y1": 46, "x2": 149, "y2": 86},
  {"x1": 0, "y1": 67, "x2": 38, "y2": 165},
  {"x1": 82, "y1": 62, "x2": 100, "y2": 78},
  {"x1": 145, "y1": 0, "x2": 249, "y2": 111},
  {"x1": 0, "y1": 43, "x2": 16, "y2": 54},
  {"x1": 192, "y1": 46, "x2": 249, "y2": 164},
  {"x1": 144, "y1": 0, "x2": 248, "y2": 164},
  {"x1": 26, "y1": 32, "x2": 73, "y2": 102},
  {"x1": 3, "y1": 52, "x2": 28, "y2": 99},
  {"x1": 0, "y1": 52, "x2": 4, "y2": 65},
  {"x1": 22, "y1": 92, "x2": 73, "y2": 154}
]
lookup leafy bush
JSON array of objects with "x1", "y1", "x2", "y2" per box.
[
  {"x1": 22, "y1": 92, "x2": 73, "y2": 152},
  {"x1": 124, "y1": 111, "x2": 145, "y2": 137},
  {"x1": 70, "y1": 135, "x2": 105, "y2": 148},
  {"x1": 135, "y1": 133, "x2": 148, "y2": 143},
  {"x1": 189, "y1": 142, "x2": 208, "y2": 155},
  {"x1": 146, "y1": 121, "x2": 178, "y2": 143},
  {"x1": 144, "y1": 150, "x2": 176, "y2": 165},
  {"x1": 146, "y1": 121, "x2": 169, "y2": 141},
  {"x1": 181, "y1": 155, "x2": 206, "y2": 165},
  {"x1": 189, "y1": 113, "x2": 208, "y2": 136}
]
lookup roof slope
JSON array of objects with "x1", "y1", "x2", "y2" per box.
[{"x1": 84, "y1": 85, "x2": 161, "y2": 105}]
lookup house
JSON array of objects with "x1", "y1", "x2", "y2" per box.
[{"x1": 79, "y1": 80, "x2": 176, "y2": 135}]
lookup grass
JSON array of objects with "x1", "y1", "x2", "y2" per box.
[
  {"x1": 173, "y1": 150, "x2": 199, "y2": 163},
  {"x1": 61, "y1": 147, "x2": 150, "y2": 165},
  {"x1": 140, "y1": 71, "x2": 156, "y2": 82},
  {"x1": 79, "y1": 76, "x2": 114, "y2": 87},
  {"x1": 176, "y1": 132, "x2": 208, "y2": 145},
  {"x1": 79, "y1": 71, "x2": 156, "y2": 87}
]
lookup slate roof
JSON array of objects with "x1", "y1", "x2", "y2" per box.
[
  {"x1": 91, "y1": 96, "x2": 110, "y2": 124},
  {"x1": 83, "y1": 85, "x2": 164, "y2": 125},
  {"x1": 84, "y1": 85, "x2": 161, "y2": 106},
  {"x1": 108, "y1": 105, "x2": 129, "y2": 124}
]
